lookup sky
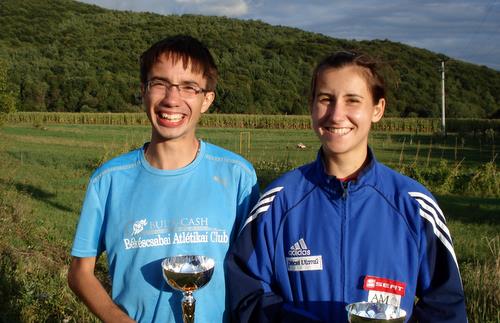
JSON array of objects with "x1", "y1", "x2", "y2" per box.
[{"x1": 79, "y1": 0, "x2": 500, "y2": 71}]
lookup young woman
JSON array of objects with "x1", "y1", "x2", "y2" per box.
[{"x1": 227, "y1": 52, "x2": 467, "y2": 322}]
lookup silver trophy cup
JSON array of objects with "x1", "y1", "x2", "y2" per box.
[
  {"x1": 161, "y1": 255, "x2": 215, "y2": 323},
  {"x1": 346, "y1": 302, "x2": 407, "y2": 322}
]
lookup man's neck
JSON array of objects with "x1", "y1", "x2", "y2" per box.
[{"x1": 145, "y1": 138, "x2": 200, "y2": 170}]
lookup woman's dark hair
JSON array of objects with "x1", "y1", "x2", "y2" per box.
[{"x1": 309, "y1": 51, "x2": 385, "y2": 106}]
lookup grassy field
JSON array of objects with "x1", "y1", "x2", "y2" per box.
[{"x1": 0, "y1": 123, "x2": 498, "y2": 322}]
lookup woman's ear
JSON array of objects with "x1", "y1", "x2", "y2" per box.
[{"x1": 372, "y1": 98, "x2": 385, "y2": 123}]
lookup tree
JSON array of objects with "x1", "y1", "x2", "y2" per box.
[{"x1": 0, "y1": 60, "x2": 17, "y2": 117}]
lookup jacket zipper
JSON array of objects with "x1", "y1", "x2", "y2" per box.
[
  {"x1": 342, "y1": 181, "x2": 349, "y2": 199},
  {"x1": 341, "y1": 181, "x2": 349, "y2": 302}
]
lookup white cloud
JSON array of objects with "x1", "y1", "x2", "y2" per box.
[
  {"x1": 79, "y1": 0, "x2": 248, "y2": 16},
  {"x1": 175, "y1": 0, "x2": 248, "y2": 16}
]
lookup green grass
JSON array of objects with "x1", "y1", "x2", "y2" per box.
[{"x1": 0, "y1": 124, "x2": 498, "y2": 322}]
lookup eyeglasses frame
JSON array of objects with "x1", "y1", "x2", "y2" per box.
[{"x1": 145, "y1": 79, "x2": 209, "y2": 98}]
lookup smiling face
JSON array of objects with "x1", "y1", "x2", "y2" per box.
[
  {"x1": 142, "y1": 54, "x2": 215, "y2": 145},
  {"x1": 311, "y1": 65, "x2": 385, "y2": 164}
]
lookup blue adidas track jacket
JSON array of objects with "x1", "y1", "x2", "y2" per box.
[{"x1": 226, "y1": 149, "x2": 467, "y2": 323}]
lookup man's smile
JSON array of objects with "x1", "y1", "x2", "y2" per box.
[{"x1": 159, "y1": 112, "x2": 184, "y2": 122}]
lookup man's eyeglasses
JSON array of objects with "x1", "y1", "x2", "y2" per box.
[{"x1": 146, "y1": 79, "x2": 208, "y2": 98}]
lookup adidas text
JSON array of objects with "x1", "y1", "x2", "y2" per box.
[{"x1": 289, "y1": 249, "x2": 311, "y2": 256}]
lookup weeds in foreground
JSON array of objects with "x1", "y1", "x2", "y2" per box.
[
  {"x1": 399, "y1": 158, "x2": 499, "y2": 198},
  {"x1": 467, "y1": 158, "x2": 499, "y2": 197},
  {"x1": 462, "y1": 237, "x2": 500, "y2": 323},
  {"x1": 0, "y1": 170, "x2": 94, "y2": 322},
  {"x1": 253, "y1": 158, "x2": 295, "y2": 189}
]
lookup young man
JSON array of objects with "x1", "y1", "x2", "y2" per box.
[
  {"x1": 68, "y1": 35, "x2": 259, "y2": 322},
  {"x1": 227, "y1": 52, "x2": 467, "y2": 322}
]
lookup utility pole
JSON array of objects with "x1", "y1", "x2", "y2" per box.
[{"x1": 440, "y1": 60, "x2": 446, "y2": 135}]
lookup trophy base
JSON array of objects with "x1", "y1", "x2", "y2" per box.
[{"x1": 182, "y1": 291, "x2": 195, "y2": 323}]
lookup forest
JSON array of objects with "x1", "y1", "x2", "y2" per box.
[{"x1": 0, "y1": 0, "x2": 499, "y2": 117}]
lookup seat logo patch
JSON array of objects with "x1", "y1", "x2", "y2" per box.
[{"x1": 363, "y1": 275, "x2": 406, "y2": 308}]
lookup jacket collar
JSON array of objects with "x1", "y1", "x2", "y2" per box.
[{"x1": 311, "y1": 146, "x2": 379, "y2": 192}]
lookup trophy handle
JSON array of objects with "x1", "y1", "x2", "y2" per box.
[{"x1": 181, "y1": 291, "x2": 195, "y2": 323}]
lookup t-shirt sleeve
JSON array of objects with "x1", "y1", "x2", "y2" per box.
[{"x1": 71, "y1": 180, "x2": 106, "y2": 258}]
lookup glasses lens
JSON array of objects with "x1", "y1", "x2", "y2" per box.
[
  {"x1": 148, "y1": 80, "x2": 165, "y2": 94},
  {"x1": 179, "y1": 85, "x2": 200, "y2": 97}
]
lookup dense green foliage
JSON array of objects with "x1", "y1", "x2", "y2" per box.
[{"x1": 1, "y1": 0, "x2": 499, "y2": 117}]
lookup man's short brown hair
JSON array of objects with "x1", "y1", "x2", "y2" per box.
[{"x1": 140, "y1": 35, "x2": 218, "y2": 91}]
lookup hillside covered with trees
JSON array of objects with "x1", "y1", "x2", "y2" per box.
[{"x1": 1, "y1": 0, "x2": 499, "y2": 117}]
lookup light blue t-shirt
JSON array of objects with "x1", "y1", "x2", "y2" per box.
[{"x1": 71, "y1": 141, "x2": 259, "y2": 322}]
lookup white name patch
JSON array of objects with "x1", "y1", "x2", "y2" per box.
[
  {"x1": 286, "y1": 256, "x2": 323, "y2": 271},
  {"x1": 367, "y1": 291, "x2": 402, "y2": 308}
]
